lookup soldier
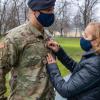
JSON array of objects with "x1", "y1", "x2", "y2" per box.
[{"x1": 0, "y1": 0, "x2": 56, "y2": 100}]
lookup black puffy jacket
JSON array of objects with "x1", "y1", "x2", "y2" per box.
[{"x1": 46, "y1": 48, "x2": 100, "y2": 100}]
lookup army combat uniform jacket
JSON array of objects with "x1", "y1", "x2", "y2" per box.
[{"x1": 0, "y1": 22, "x2": 55, "y2": 100}]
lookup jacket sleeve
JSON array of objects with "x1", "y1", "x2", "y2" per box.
[
  {"x1": 55, "y1": 47, "x2": 77, "y2": 72},
  {"x1": 0, "y1": 37, "x2": 18, "y2": 99},
  {"x1": 46, "y1": 62, "x2": 100, "y2": 98}
]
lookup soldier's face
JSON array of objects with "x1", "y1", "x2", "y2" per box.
[
  {"x1": 39, "y1": 7, "x2": 54, "y2": 14},
  {"x1": 29, "y1": 7, "x2": 55, "y2": 27},
  {"x1": 33, "y1": 7, "x2": 54, "y2": 16},
  {"x1": 33, "y1": 7, "x2": 55, "y2": 27}
]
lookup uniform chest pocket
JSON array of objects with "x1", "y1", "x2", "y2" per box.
[
  {"x1": 19, "y1": 41, "x2": 48, "y2": 68},
  {"x1": 34, "y1": 41, "x2": 49, "y2": 56}
]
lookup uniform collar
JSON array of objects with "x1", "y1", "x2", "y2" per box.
[
  {"x1": 26, "y1": 21, "x2": 53, "y2": 40},
  {"x1": 27, "y1": 21, "x2": 44, "y2": 37}
]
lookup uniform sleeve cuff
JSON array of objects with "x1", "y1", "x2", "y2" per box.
[
  {"x1": 55, "y1": 47, "x2": 65, "y2": 57},
  {"x1": 46, "y1": 63, "x2": 58, "y2": 73}
]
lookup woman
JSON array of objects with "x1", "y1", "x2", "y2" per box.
[{"x1": 46, "y1": 22, "x2": 100, "y2": 100}]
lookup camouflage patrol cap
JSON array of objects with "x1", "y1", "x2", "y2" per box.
[{"x1": 28, "y1": 0, "x2": 56, "y2": 10}]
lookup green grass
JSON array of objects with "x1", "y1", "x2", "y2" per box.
[{"x1": 55, "y1": 37, "x2": 83, "y2": 76}]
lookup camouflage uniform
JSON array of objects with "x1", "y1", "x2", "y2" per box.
[{"x1": 0, "y1": 22, "x2": 55, "y2": 100}]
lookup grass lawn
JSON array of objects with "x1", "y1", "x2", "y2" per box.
[
  {"x1": 55, "y1": 37, "x2": 83, "y2": 76},
  {"x1": 6, "y1": 37, "x2": 83, "y2": 96}
]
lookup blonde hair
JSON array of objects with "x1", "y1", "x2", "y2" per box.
[{"x1": 88, "y1": 22, "x2": 100, "y2": 54}]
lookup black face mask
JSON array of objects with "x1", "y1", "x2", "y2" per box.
[
  {"x1": 36, "y1": 12, "x2": 55, "y2": 27},
  {"x1": 80, "y1": 37, "x2": 92, "y2": 51}
]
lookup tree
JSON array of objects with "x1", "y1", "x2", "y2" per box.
[
  {"x1": 0, "y1": 0, "x2": 28, "y2": 35},
  {"x1": 48, "y1": 0, "x2": 71, "y2": 37},
  {"x1": 73, "y1": 10, "x2": 84, "y2": 37},
  {"x1": 77, "y1": 0, "x2": 99, "y2": 29}
]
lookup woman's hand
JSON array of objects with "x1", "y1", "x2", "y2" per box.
[
  {"x1": 47, "y1": 53, "x2": 56, "y2": 64},
  {"x1": 47, "y1": 39, "x2": 60, "y2": 52}
]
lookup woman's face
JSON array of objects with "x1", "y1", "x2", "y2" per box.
[
  {"x1": 84, "y1": 25, "x2": 97, "y2": 47},
  {"x1": 83, "y1": 25, "x2": 95, "y2": 40}
]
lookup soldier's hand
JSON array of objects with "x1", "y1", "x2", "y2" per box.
[
  {"x1": 47, "y1": 39, "x2": 60, "y2": 53},
  {"x1": 46, "y1": 53, "x2": 56, "y2": 64}
]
